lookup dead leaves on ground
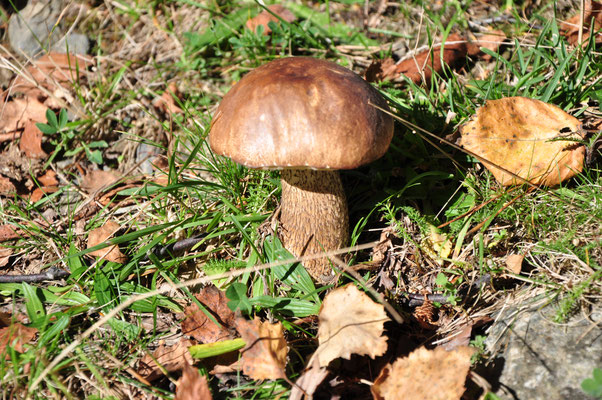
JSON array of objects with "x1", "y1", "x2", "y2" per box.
[
  {"x1": 181, "y1": 286, "x2": 237, "y2": 344},
  {"x1": 87, "y1": 219, "x2": 127, "y2": 263},
  {"x1": 365, "y1": 31, "x2": 506, "y2": 85},
  {"x1": 459, "y1": 97, "x2": 585, "y2": 186},
  {"x1": 372, "y1": 346, "x2": 474, "y2": 400},
  {"x1": 0, "y1": 321, "x2": 38, "y2": 359},
  {"x1": 246, "y1": 5, "x2": 297, "y2": 35},
  {"x1": 560, "y1": 0, "x2": 602, "y2": 45},
  {"x1": 236, "y1": 317, "x2": 288, "y2": 380},
  {"x1": 311, "y1": 284, "x2": 389, "y2": 368}
]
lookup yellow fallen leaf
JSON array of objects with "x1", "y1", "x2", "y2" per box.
[
  {"x1": 459, "y1": 97, "x2": 584, "y2": 186},
  {"x1": 236, "y1": 317, "x2": 288, "y2": 380}
]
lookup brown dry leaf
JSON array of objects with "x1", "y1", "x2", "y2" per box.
[
  {"x1": 371, "y1": 346, "x2": 474, "y2": 400},
  {"x1": 311, "y1": 284, "x2": 389, "y2": 368},
  {"x1": 368, "y1": 34, "x2": 469, "y2": 84},
  {"x1": 175, "y1": 363, "x2": 213, "y2": 400},
  {"x1": 0, "y1": 323, "x2": 38, "y2": 359},
  {"x1": 87, "y1": 220, "x2": 127, "y2": 263},
  {"x1": 467, "y1": 29, "x2": 507, "y2": 61},
  {"x1": 182, "y1": 286, "x2": 237, "y2": 343},
  {"x1": 0, "y1": 95, "x2": 48, "y2": 134},
  {"x1": 246, "y1": 5, "x2": 296, "y2": 35},
  {"x1": 236, "y1": 316, "x2": 288, "y2": 380},
  {"x1": 152, "y1": 82, "x2": 183, "y2": 114},
  {"x1": 37, "y1": 170, "x2": 58, "y2": 186},
  {"x1": 19, "y1": 120, "x2": 47, "y2": 159},
  {"x1": 0, "y1": 247, "x2": 12, "y2": 268},
  {"x1": 505, "y1": 253, "x2": 525, "y2": 274},
  {"x1": 560, "y1": 1, "x2": 602, "y2": 45},
  {"x1": 11, "y1": 53, "x2": 93, "y2": 95},
  {"x1": 81, "y1": 169, "x2": 119, "y2": 193},
  {"x1": 138, "y1": 338, "x2": 196, "y2": 382},
  {"x1": 290, "y1": 358, "x2": 329, "y2": 400},
  {"x1": 0, "y1": 225, "x2": 21, "y2": 242},
  {"x1": 459, "y1": 97, "x2": 585, "y2": 186},
  {"x1": 0, "y1": 175, "x2": 16, "y2": 196},
  {"x1": 29, "y1": 186, "x2": 59, "y2": 203}
]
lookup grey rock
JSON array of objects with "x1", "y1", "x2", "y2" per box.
[
  {"x1": 484, "y1": 298, "x2": 602, "y2": 400},
  {"x1": 8, "y1": 0, "x2": 89, "y2": 57}
]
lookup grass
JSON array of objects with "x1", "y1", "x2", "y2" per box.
[{"x1": 0, "y1": 0, "x2": 601, "y2": 398}]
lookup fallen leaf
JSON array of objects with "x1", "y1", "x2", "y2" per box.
[
  {"x1": 0, "y1": 247, "x2": 12, "y2": 268},
  {"x1": 175, "y1": 363, "x2": 213, "y2": 400},
  {"x1": 459, "y1": 97, "x2": 585, "y2": 186},
  {"x1": 371, "y1": 346, "x2": 474, "y2": 400},
  {"x1": 19, "y1": 120, "x2": 47, "y2": 159},
  {"x1": 29, "y1": 186, "x2": 59, "y2": 203},
  {"x1": 37, "y1": 170, "x2": 58, "y2": 186},
  {"x1": 246, "y1": 5, "x2": 296, "y2": 35},
  {"x1": 505, "y1": 253, "x2": 524, "y2": 274},
  {"x1": 413, "y1": 297, "x2": 437, "y2": 330},
  {"x1": 138, "y1": 338, "x2": 196, "y2": 382},
  {"x1": 0, "y1": 225, "x2": 21, "y2": 242},
  {"x1": 367, "y1": 34, "x2": 469, "y2": 84},
  {"x1": 310, "y1": 284, "x2": 389, "y2": 368},
  {"x1": 0, "y1": 175, "x2": 16, "y2": 196},
  {"x1": 181, "y1": 286, "x2": 237, "y2": 344},
  {"x1": 290, "y1": 358, "x2": 329, "y2": 400},
  {"x1": 152, "y1": 82, "x2": 183, "y2": 114},
  {"x1": 0, "y1": 95, "x2": 48, "y2": 134},
  {"x1": 87, "y1": 220, "x2": 127, "y2": 263},
  {"x1": 236, "y1": 316, "x2": 288, "y2": 380},
  {"x1": 560, "y1": 1, "x2": 602, "y2": 45},
  {"x1": 80, "y1": 169, "x2": 119, "y2": 193},
  {"x1": 467, "y1": 29, "x2": 507, "y2": 61},
  {"x1": 0, "y1": 322, "x2": 38, "y2": 359},
  {"x1": 422, "y1": 225, "x2": 452, "y2": 264}
]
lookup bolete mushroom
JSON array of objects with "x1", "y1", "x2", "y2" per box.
[{"x1": 209, "y1": 57, "x2": 393, "y2": 283}]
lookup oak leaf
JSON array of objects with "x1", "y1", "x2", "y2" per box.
[
  {"x1": 311, "y1": 284, "x2": 389, "y2": 368},
  {"x1": 371, "y1": 346, "x2": 474, "y2": 400},
  {"x1": 236, "y1": 316, "x2": 288, "y2": 380},
  {"x1": 459, "y1": 97, "x2": 585, "y2": 186}
]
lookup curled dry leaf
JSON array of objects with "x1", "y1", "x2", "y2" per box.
[
  {"x1": 560, "y1": 1, "x2": 602, "y2": 45},
  {"x1": 366, "y1": 34, "x2": 468, "y2": 84},
  {"x1": 175, "y1": 363, "x2": 213, "y2": 400},
  {"x1": 236, "y1": 316, "x2": 288, "y2": 380},
  {"x1": 0, "y1": 225, "x2": 21, "y2": 242},
  {"x1": 0, "y1": 95, "x2": 48, "y2": 135},
  {"x1": 0, "y1": 323, "x2": 38, "y2": 359},
  {"x1": 505, "y1": 253, "x2": 525, "y2": 274},
  {"x1": 311, "y1": 284, "x2": 389, "y2": 368},
  {"x1": 37, "y1": 170, "x2": 58, "y2": 186},
  {"x1": 138, "y1": 338, "x2": 196, "y2": 382},
  {"x1": 87, "y1": 219, "x2": 127, "y2": 264},
  {"x1": 182, "y1": 285, "x2": 237, "y2": 344},
  {"x1": 467, "y1": 29, "x2": 507, "y2": 61},
  {"x1": 459, "y1": 97, "x2": 585, "y2": 186},
  {"x1": 0, "y1": 247, "x2": 12, "y2": 267},
  {"x1": 371, "y1": 346, "x2": 474, "y2": 400},
  {"x1": 29, "y1": 186, "x2": 59, "y2": 203},
  {"x1": 246, "y1": 5, "x2": 296, "y2": 35}
]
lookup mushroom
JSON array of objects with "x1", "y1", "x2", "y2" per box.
[{"x1": 209, "y1": 57, "x2": 393, "y2": 283}]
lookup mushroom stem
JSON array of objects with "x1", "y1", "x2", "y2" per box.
[{"x1": 279, "y1": 169, "x2": 349, "y2": 282}]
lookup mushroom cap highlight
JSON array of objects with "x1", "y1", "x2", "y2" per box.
[{"x1": 209, "y1": 57, "x2": 393, "y2": 170}]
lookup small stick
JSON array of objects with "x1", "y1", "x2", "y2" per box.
[
  {"x1": 399, "y1": 274, "x2": 491, "y2": 306},
  {"x1": 0, "y1": 267, "x2": 69, "y2": 283}
]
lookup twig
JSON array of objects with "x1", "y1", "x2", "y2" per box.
[
  {"x1": 144, "y1": 235, "x2": 206, "y2": 260},
  {"x1": 0, "y1": 267, "x2": 69, "y2": 283}
]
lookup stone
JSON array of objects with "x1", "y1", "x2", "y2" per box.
[
  {"x1": 8, "y1": 0, "x2": 89, "y2": 57},
  {"x1": 484, "y1": 298, "x2": 602, "y2": 399}
]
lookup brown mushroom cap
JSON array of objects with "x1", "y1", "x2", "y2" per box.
[{"x1": 209, "y1": 57, "x2": 393, "y2": 170}]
